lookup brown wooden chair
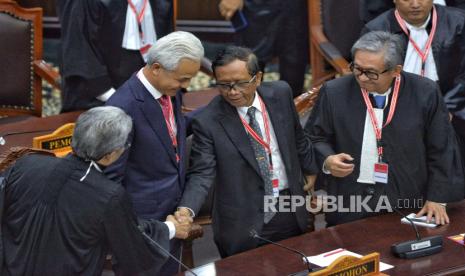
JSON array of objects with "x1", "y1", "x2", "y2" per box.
[
  {"x1": 308, "y1": 0, "x2": 363, "y2": 86},
  {"x1": 182, "y1": 87, "x2": 220, "y2": 113},
  {"x1": 0, "y1": 0, "x2": 60, "y2": 118}
]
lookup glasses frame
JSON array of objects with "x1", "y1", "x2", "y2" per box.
[
  {"x1": 215, "y1": 75, "x2": 257, "y2": 92},
  {"x1": 349, "y1": 62, "x2": 389, "y2": 80}
]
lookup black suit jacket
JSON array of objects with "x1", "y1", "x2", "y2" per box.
[
  {"x1": 362, "y1": 4, "x2": 465, "y2": 120},
  {"x1": 180, "y1": 81, "x2": 316, "y2": 257}
]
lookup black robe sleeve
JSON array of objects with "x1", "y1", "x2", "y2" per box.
[
  {"x1": 305, "y1": 84, "x2": 337, "y2": 169},
  {"x1": 56, "y1": 0, "x2": 113, "y2": 89},
  {"x1": 423, "y1": 85, "x2": 465, "y2": 203},
  {"x1": 103, "y1": 190, "x2": 170, "y2": 275}
]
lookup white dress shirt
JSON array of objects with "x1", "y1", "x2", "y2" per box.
[
  {"x1": 403, "y1": 13, "x2": 439, "y2": 82},
  {"x1": 357, "y1": 89, "x2": 391, "y2": 184},
  {"x1": 236, "y1": 92, "x2": 289, "y2": 191},
  {"x1": 137, "y1": 69, "x2": 177, "y2": 135}
]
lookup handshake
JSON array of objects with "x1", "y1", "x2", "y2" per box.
[{"x1": 165, "y1": 207, "x2": 195, "y2": 240}]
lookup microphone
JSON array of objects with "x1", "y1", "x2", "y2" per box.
[
  {"x1": 390, "y1": 207, "x2": 443, "y2": 259},
  {"x1": 140, "y1": 229, "x2": 198, "y2": 276},
  {"x1": 0, "y1": 129, "x2": 55, "y2": 146},
  {"x1": 249, "y1": 229, "x2": 319, "y2": 276}
]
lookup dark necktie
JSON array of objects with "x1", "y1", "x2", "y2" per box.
[
  {"x1": 246, "y1": 106, "x2": 275, "y2": 223},
  {"x1": 373, "y1": 95, "x2": 386, "y2": 109}
]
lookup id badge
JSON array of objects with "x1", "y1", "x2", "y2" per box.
[
  {"x1": 374, "y1": 162, "x2": 388, "y2": 184},
  {"x1": 272, "y1": 179, "x2": 279, "y2": 198}
]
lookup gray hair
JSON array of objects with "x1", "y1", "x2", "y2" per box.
[
  {"x1": 351, "y1": 31, "x2": 405, "y2": 70},
  {"x1": 146, "y1": 31, "x2": 204, "y2": 70},
  {"x1": 72, "y1": 106, "x2": 132, "y2": 161}
]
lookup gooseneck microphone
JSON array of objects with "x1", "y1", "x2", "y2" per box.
[
  {"x1": 0, "y1": 129, "x2": 55, "y2": 146},
  {"x1": 140, "y1": 230, "x2": 198, "y2": 276},
  {"x1": 250, "y1": 230, "x2": 318, "y2": 275},
  {"x1": 390, "y1": 207, "x2": 443, "y2": 259}
]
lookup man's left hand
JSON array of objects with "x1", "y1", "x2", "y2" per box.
[
  {"x1": 416, "y1": 201, "x2": 449, "y2": 225},
  {"x1": 303, "y1": 174, "x2": 317, "y2": 193},
  {"x1": 175, "y1": 207, "x2": 194, "y2": 224}
]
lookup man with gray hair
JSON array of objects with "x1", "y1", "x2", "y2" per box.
[
  {"x1": 305, "y1": 31, "x2": 464, "y2": 226},
  {"x1": 0, "y1": 106, "x2": 191, "y2": 275},
  {"x1": 106, "y1": 31, "x2": 204, "y2": 275}
]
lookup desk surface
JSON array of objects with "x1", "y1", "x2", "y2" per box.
[
  {"x1": 0, "y1": 112, "x2": 81, "y2": 158},
  {"x1": 189, "y1": 201, "x2": 465, "y2": 276}
]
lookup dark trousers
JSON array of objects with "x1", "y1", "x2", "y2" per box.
[{"x1": 259, "y1": 190, "x2": 303, "y2": 245}]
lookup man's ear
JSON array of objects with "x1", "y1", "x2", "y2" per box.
[
  {"x1": 255, "y1": 71, "x2": 263, "y2": 86},
  {"x1": 150, "y1": 63, "x2": 162, "y2": 76},
  {"x1": 394, "y1": 64, "x2": 403, "y2": 77}
]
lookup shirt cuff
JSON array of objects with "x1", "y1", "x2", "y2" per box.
[
  {"x1": 322, "y1": 160, "x2": 331, "y2": 175},
  {"x1": 178, "y1": 206, "x2": 196, "y2": 218},
  {"x1": 96, "y1": 87, "x2": 116, "y2": 102},
  {"x1": 164, "y1": 221, "x2": 176, "y2": 240}
]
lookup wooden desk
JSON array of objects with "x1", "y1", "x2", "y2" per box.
[
  {"x1": 0, "y1": 112, "x2": 81, "y2": 158},
  {"x1": 187, "y1": 201, "x2": 465, "y2": 275}
]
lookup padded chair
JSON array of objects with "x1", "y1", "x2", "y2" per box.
[
  {"x1": 0, "y1": 0, "x2": 59, "y2": 118},
  {"x1": 308, "y1": 0, "x2": 363, "y2": 86}
]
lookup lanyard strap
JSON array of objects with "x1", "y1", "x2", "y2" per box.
[
  {"x1": 394, "y1": 6, "x2": 437, "y2": 77},
  {"x1": 360, "y1": 76, "x2": 401, "y2": 161},
  {"x1": 127, "y1": 0, "x2": 149, "y2": 38},
  {"x1": 240, "y1": 97, "x2": 273, "y2": 166}
]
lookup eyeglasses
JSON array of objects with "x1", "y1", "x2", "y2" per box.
[
  {"x1": 350, "y1": 62, "x2": 389, "y2": 80},
  {"x1": 215, "y1": 75, "x2": 257, "y2": 92}
]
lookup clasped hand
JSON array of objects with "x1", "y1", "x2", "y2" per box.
[{"x1": 166, "y1": 207, "x2": 194, "y2": 239}]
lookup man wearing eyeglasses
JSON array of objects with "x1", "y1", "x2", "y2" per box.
[
  {"x1": 361, "y1": 0, "x2": 465, "y2": 167},
  {"x1": 177, "y1": 46, "x2": 317, "y2": 257},
  {"x1": 306, "y1": 31, "x2": 464, "y2": 226}
]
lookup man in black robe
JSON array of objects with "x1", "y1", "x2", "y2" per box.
[
  {"x1": 361, "y1": 0, "x2": 465, "y2": 164},
  {"x1": 56, "y1": 0, "x2": 174, "y2": 112},
  {"x1": 306, "y1": 31, "x2": 464, "y2": 226},
  {"x1": 359, "y1": 0, "x2": 465, "y2": 23},
  {"x1": 0, "y1": 106, "x2": 191, "y2": 275}
]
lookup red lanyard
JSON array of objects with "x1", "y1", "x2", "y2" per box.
[
  {"x1": 394, "y1": 6, "x2": 437, "y2": 77},
  {"x1": 240, "y1": 97, "x2": 273, "y2": 165},
  {"x1": 360, "y1": 76, "x2": 401, "y2": 162},
  {"x1": 127, "y1": 0, "x2": 149, "y2": 39},
  {"x1": 160, "y1": 97, "x2": 179, "y2": 162}
]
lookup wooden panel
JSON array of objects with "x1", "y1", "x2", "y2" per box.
[{"x1": 177, "y1": 0, "x2": 223, "y2": 20}]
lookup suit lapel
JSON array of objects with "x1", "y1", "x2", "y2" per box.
[
  {"x1": 218, "y1": 99, "x2": 262, "y2": 178},
  {"x1": 130, "y1": 78, "x2": 178, "y2": 166},
  {"x1": 258, "y1": 86, "x2": 293, "y2": 172}
]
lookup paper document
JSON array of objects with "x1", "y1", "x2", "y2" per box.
[
  {"x1": 401, "y1": 213, "x2": 438, "y2": 228},
  {"x1": 304, "y1": 248, "x2": 394, "y2": 272}
]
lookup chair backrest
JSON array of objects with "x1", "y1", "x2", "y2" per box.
[
  {"x1": 0, "y1": 0, "x2": 42, "y2": 117},
  {"x1": 321, "y1": 0, "x2": 363, "y2": 62},
  {"x1": 182, "y1": 87, "x2": 220, "y2": 113}
]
